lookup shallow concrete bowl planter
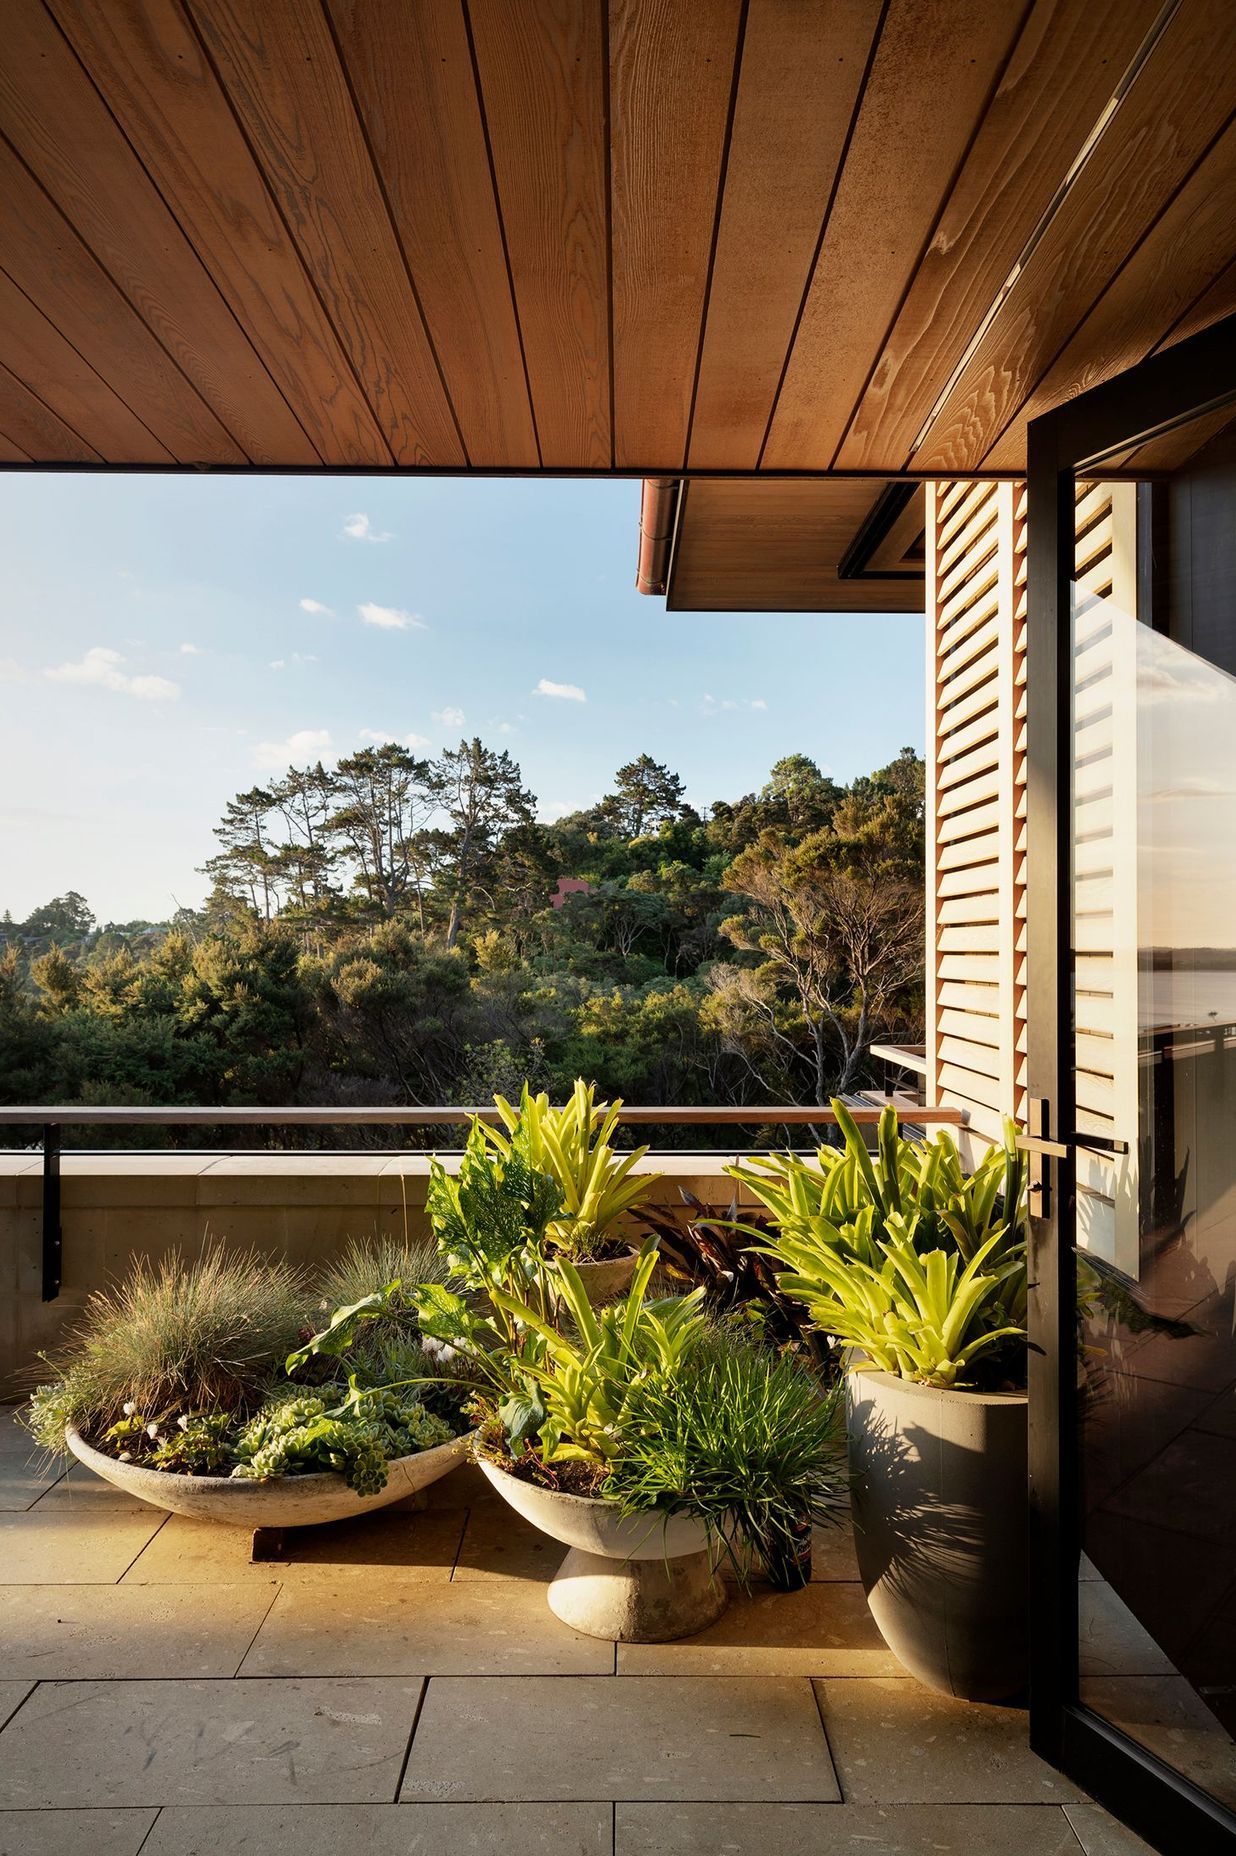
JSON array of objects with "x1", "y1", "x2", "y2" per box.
[
  {"x1": 479, "y1": 1457, "x2": 728, "y2": 1642},
  {"x1": 66, "y1": 1423, "x2": 471, "y2": 1528},
  {"x1": 846, "y1": 1368, "x2": 1028, "y2": 1702}
]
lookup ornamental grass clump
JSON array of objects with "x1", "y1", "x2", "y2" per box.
[
  {"x1": 25, "y1": 1246, "x2": 313, "y2": 1453},
  {"x1": 730, "y1": 1100, "x2": 1028, "y2": 1390}
]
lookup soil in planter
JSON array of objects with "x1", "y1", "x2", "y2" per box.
[{"x1": 475, "y1": 1419, "x2": 610, "y2": 1498}]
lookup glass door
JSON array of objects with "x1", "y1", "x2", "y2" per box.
[{"x1": 1027, "y1": 317, "x2": 1236, "y2": 1855}]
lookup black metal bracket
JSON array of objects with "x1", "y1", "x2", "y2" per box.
[{"x1": 41, "y1": 1123, "x2": 62, "y2": 1302}]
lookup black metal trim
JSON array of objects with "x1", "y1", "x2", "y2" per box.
[
  {"x1": 41, "y1": 1124, "x2": 61, "y2": 1302},
  {"x1": 837, "y1": 480, "x2": 921, "y2": 579},
  {"x1": 1026, "y1": 309, "x2": 1236, "y2": 1850}
]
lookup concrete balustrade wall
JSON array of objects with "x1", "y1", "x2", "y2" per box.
[{"x1": 0, "y1": 1151, "x2": 743, "y2": 1390}]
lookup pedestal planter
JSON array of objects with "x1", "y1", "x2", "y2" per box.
[
  {"x1": 65, "y1": 1423, "x2": 471, "y2": 1529},
  {"x1": 569, "y1": 1247, "x2": 640, "y2": 1304},
  {"x1": 479, "y1": 1458, "x2": 727, "y2": 1642},
  {"x1": 846, "y1": 1369, "x2": 1028, "y2": 1702}
]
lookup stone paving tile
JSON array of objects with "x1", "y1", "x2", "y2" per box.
[
  {"x1": 32, "y1": 1462, "x2": 157, "y2": 1514},
  {"x1": 0, "y1": 1510, "x2": 164, "y2": 1583},
  {"x1": 242, "y1": 1579, "x2": 612, "y2": 1677},
  {"x1": 121, "y1": 1505, "x2": 464, "y2": 1583},
  {"x1": 0, "y1": 1808, "x2": 159, "y2": 1856},
  {"x1": 618, "y1": 1582, "x2": 899, "y2": 1677},
  {"x1": 814, "y1": 1679, "x2": 1085, "y2": 1805},
  {"x1": 1078, "y1": 1580, "x2": 1175, "y2": 1678},
  {"x1": 142, "y1": 1802, "x2": 612, "y2": 1854},
  {"x1": 0, "y1": 1684, "x2": 33, "y2": 1734},
  {"x1": 811, "y1": 1520, "x2": 862, "y2": 1582},
  {"x1": 1079, "y1": 1675, "x2": 1236, "y2": 1810},
  {"x1": 0, "y1": 1678, "x2": 424, "y2": 1808},
  {"x1": 615, "y1": 1802, "x2": 1086, "y2": 1853},
  {"x1": 0, "y1": 1583, "x2": 278, "y2": 1680},
  {"x1": 401, "y1": 1675, "x2": 840, "y2": 1803},
  {"x1": 1063, "y1": 1801, "x2": 1160, "y2": 1854},
  {"x1": 452, "y1": 1501, "x2": 562, "y2": 1582}
]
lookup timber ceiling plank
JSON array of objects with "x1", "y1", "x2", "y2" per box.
[
  {"x1": 0, "y1": 138, "x2": 245, "y2": 463},
  {"x1": 0, "y1": 3, "x2": 313, "y2": 466},
  {"x1": 986, "y1": 119, "x2": 1236, "y2": 472},
  {"x1": 326, "y1": 0, "x2": 538, "y2": 468},
  {"x1": 467, "y1": 0, "x2": 610, "y2": 468},
  {"x1": 0, "y1": 265, "x2": 174, "y2": 463},
  {"x1": 686, "y1": 0, "x2": 883, "y2": 471},
  {"x1": 49, "y1": 0, "x2": 392, "y2": 468},
  {"x1": 913, "y1": 0, "x2": 1236, "y2": 472},
  {"x1": 760, "y1": 0, "x2": 1026, "y2": 471},
  {"x1": 0, "y1": 357, "x2": 102, "y2": 462},
  {"x1": 608, "y1": 0, "x2": 744, "y2": 469},
  {"x1": 185, "y1": 0, "x2": 464, "y2": 467},
  {"x1": 835, "y1": 0, "x2": 1162, "y2": 470},
  {"x1": 0, "y1": 429, "x2": 33, "y2": 464}
]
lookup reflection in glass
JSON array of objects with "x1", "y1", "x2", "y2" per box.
[{"x1": 1072, "y1": 420, "x2": 1236, "y2": 1811}]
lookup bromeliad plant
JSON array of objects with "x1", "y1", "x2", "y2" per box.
[
  {"x1": 730, "y1": 1100, "x2": 1028, "y2": 1390},
  {"x1": 479, "y1": 1079, "x2": 661, "y2": 1261}
]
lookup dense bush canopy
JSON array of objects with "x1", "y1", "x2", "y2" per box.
[{"x1": 1, "y1": 743, "x2": 924, "y2": 1143}]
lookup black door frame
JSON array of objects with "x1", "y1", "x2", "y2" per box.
[{"x1": 1025, "y1": 312, "x2": 1236, "y2": 1855}]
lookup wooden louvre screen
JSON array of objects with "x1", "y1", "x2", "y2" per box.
[{"x1": 925, "y1": 479, "x2": 1027, "y2": 1154}]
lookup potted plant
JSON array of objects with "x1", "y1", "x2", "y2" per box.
[
  {"x1": 731, "y1": 1101, "x2": 1029, "y2": 1701},
  {"x1": 296, "y1": 1119, "x2": 846, "y2": 1641},
  {"x1": 479, "y1": 1079, "x2": 661, "y2": 1300},
  {"x1": 25, "y1": 1246, "x2": 472, "y2": 1528}
]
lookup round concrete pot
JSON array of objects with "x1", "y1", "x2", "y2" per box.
[
  {"x1": 846, "y1": 1368, "x2": 1028, "y2": 1702},
  {"x1": 65, "y1": 1423, "x2": 472, "y2": 1529},
  {"x1": 479, "y1": 1458, "x2": 728, "y2": 1642},
  {"x1": 567, "y1": 1247, "x2": 641, "y2": 1304}
]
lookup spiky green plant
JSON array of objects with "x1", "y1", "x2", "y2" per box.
[
  {"x1": 731, "y1": 1101, "x2": 1028, "y2": 1389},
  {"x1": 607, "y1": 1327, "x2": 846, "y2": 1579},
  {"x1": 480, "y1": 1079, "x2": 660, "y2": 1259}
]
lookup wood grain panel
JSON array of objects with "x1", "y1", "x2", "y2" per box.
[
  {"x1": 49, "y1": 0, "x2": 391, "y2": 467},
  {"x1": 185, "y1": 0, "x2": 464, "y2": 467},
  {"x1": 0, "y1": 138, "x2": 243, "y2": 463},
  {"x1": 326, "y1": 0, "x2": 537, "y2": 467},
  {"x1": 986, "y1": 119, "x2": 1236, "y2": 470},
  {"x1": 686, "y1": 0, "x2": 881, "y2": 470},
  {"x1": 915, "y1": 0, "x2": 1236, "y2": 471},
  {"x1": 0, "y1": 428, "x2": 33, "y2": 464},
  {"x1": 837, "y1": 0, "x2": 1160, "y2": 469},
  {"x1": 0, "y1": 2, "x2": 312, "y2": 465},
  {"x1": 0, "y1": 358, "x2": 101, "y2": 462},
  {"x1": 466, "y1": 0, "x2": 610, "y2": 467},
  {"x1": 761, "y1": 0, "x2": 1024, "y2": 470},
  {"x1": 666, "y1": 478, "x2": 924, "y2": 612},
  {"x1": 0, "y1": 266, "x2": 173, "y2": 463},
  {"x1": 608, "y1": 0, "x2": 743, "y2": 467}
]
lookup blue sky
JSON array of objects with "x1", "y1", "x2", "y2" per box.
[{"x1": 0, "y1": 474, "x2": 924, "y2": 923}]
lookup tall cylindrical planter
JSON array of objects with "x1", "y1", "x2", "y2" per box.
[{"x1": 846, "y1": 1368, "x2": 1028, "y2": 1703}]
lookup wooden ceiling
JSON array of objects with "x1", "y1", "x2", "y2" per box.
[
  {"x1": 666, "y1": 480, "x2": 925, "y2": 611},
  {"x1": 0, "y1": 0, "x2": 1232, "y2": 475}
]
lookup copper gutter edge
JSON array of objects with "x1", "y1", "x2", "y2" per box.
[{"x1": 635, "y1": 476, "x2": 681, "y2": 595}]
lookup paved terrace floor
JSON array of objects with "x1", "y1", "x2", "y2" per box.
[{"x1": 0, "y1": 1408, "x2": 1154, "y2": 1856}]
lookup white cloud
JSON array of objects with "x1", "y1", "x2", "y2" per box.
[
  {"x1": 299, "y1": 597, "x2": 334, "y2": 616},
  {"x1": 358, "y1": 602, "x2": 425, "y2": 631},
  {"x1": 342, "y1": 513, "x2": 392, "y2": 543},
  {"x1": 432, "y1": 706, "x2": 466, "y2": 730},
  {"x1": 540, "y1": 800, "x2": 581, "y2": 823},
  {"x1": 269, "y1": 653, "x2": 318, "y2": 670},
  {"x1": 358, "y1": 728, "x2": 432, "y2": 751},
  {"x1": 46, "y1": 646, "x2": 179, "y2": 702},
  {"x1": 750, "y1": 697, "x2": 768, "y2": 711},
  {"x1": 702, "y1": 692, "x2": 767, "y2": 716},
  {"x1": 179, "y1": 642, "x2": 203, "y2": 656},
  {"x1": 0, "y1": 657, "x2": 28, "y2": 683},
  {"x1": 533, "y1": 678, "x2": 587, "y2": 703},
  {"x1": 253, "y1": 728, "x2": 333, "y2": 771}
]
